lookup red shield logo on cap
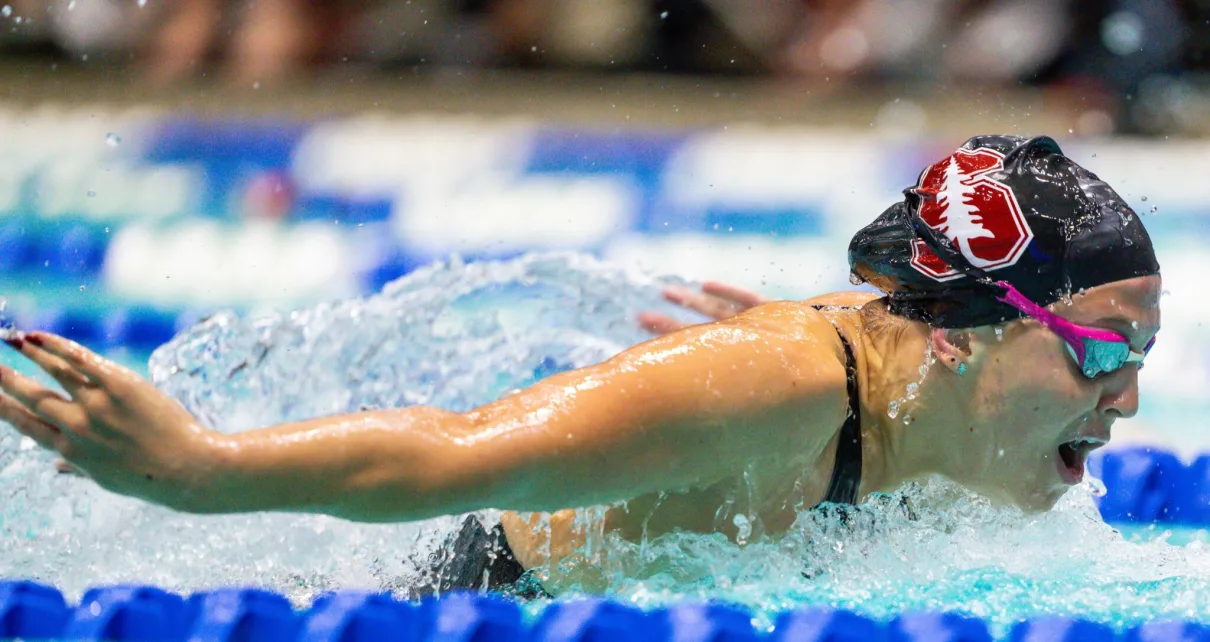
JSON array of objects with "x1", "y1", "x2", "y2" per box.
[{"x1": 909, "y1": 148, "x2": 1034, "y2": 281}]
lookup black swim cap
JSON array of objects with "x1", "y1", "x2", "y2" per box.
[{"x1": 848, "y1": 135, "x2": 1160, "y2": 328}]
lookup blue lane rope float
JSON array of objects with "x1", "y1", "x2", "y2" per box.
[{"x1": 8, "y1": 581, "x2": 1210, "y2": 641}]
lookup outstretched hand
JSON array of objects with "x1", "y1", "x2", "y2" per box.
[
  {"x1": 0, "y1": 332, "x2": 224, "y2": 510},
  {"x1": 638, "y1": 281, "x2": 770, "y2": 335}
]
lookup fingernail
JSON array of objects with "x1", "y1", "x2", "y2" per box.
[
  {"x1": 4, "y1": 337, "x2": 22, "y2": 350},
  {"x1": 25, "y1": 334, "x2": 42, "y2": 347}
]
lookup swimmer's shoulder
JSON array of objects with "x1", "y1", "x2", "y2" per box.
[
  {"x1": 727, "y1": 291, "x2": 879, "y2": 339},
  {"x1": 719, "y1": 291, "x2": 879, "y2": 370}
]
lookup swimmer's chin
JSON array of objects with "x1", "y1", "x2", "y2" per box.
[
  {"x1": 1012, "y1": 487, "x2": 1068, "y2": 514},
  {"x1": 977, "y1": 484, "x2": 1065, "y2": 515}
]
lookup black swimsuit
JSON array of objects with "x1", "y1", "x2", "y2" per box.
[
  {"x1": 413, "y1": 319, "x2": 864, "y2": 597},
  {"x1": 819, "y1": 325, "x2": 864, "y2": 505}
]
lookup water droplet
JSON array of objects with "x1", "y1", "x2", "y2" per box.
[
  {"x1": 1124, "y1": 238, "x2": 1133, "y2": 246},
  {"x1": 86, "y1": 190, "x2": 96, "y2": 197},
  {"x1": 1141, "y1": 196, "x2": 1148, "y2": 202},
  {"x1": 1150, "y1": 206, "x2": 1158, "y2": 214},
  {"x1": 906, "y1": 382, "x2": 918, "y2": 400},
  {"x1": 660, "y1": 11, "x2": 669, "y2": 18},
  {"x1": 997, "y1": 449, "x2": 1005, "y2": 458},
  {"x1": 918, "y1": 364, "x2": 928, "y2": 377},
  {"x1": 67, "y1": 0, "x2": 74, "y2": 8},
  {"x1": 849, "y1": 272, "x2": 863, "y2": 285},
  {"x1": 1, "y1": 6, "x2": 11, "y2": 17},
  {"x1": 887, "y1": 400, "x2": 901, "y2": 419},
  {"x1": 902, "y1": 414, "x2": 913, "y2": 424},
  {"x1": 1088, "y1": 475, "x2": 1107, "y2": 497},
  {"x1": 1131, "y1": 320, "x2": 1139, "y2": 330},
  {"x1": 732, "y1": 513, "x2": 751, "y2": 545},
  {"x1": 995, "y1": 327, "x2": 1004, "y2": 341},
  {"x1": 103, "y1": 227, "x2": 109, "y2": 233},
  {"x1": 105, "y1": 133, "x2": 120, "y2": 147},
  {"x1": 78, "y1": 285, "x2": 86, "y2": 291}
]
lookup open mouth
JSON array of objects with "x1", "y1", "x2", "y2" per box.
[{"x1": 1056, "y1": 437, "x2": 1105, "y2": 485}]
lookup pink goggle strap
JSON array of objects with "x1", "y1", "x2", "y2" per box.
[{"x1": 994, "y1": 281, "x2": 1130, "y2": 365}]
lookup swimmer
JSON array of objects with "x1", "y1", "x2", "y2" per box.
[{"x1": 0, "y1": 135, "x2": 1160, "y2": 596}]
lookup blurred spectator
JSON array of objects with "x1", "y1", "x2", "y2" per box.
[{"x1": 0, "y1": 0, "x2": 1207, "y2": 133}]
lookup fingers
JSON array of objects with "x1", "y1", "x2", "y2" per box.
[
  {"x1": 663, "y1": 285, "x2": 746, "y2": 321},
  {"x1": 701, "y1": 281, "x2": 769, "y2": 308},
  {"x1": 0, "y1": 364, "x2": 86, "y2": 430},
  {"x1": 637, "y1": 312, "x2": 685, "y2": 335},
  {"x1": 21, "y1": 332, "x2": 129, "y2": 387},
  {"x1": 0, "y1": 392, "x2": 63, "y2": 450},
  {"x1": 641, "y1": 282, "x2": 770, "y2": 334},
  {"x1": 5, "y1": 334, "x2": 92, "y2": 395}
]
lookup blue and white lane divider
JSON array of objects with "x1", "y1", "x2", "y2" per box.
[
  {"x1": 4, "y1": 580, "x2": 1209, "y2": 641},
  {"x1": 20, "y1": 306, "x2": 185, "y2": 354}
]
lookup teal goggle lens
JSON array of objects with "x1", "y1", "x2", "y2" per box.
[{"x1": 1076, "y1": 336, "x2": 1155, "y2": 378}]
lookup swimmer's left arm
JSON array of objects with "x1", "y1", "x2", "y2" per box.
[{"x1": 0, "y1": 306, "x2": 847, "y2": 522}]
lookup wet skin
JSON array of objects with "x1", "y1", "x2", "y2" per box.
[
  {"x1": 0, "y1": 276, "x2": 1160, "y2": 584},
  {"x1": 500, "y1": 276, "x2": 1161, "y2": 573}
]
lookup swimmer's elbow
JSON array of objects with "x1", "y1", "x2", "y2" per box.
[{"x1": 326, "y1": 407, "x2": 500, "y2": 522}]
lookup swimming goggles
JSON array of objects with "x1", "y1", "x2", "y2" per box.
[{"x1": 995, "y1": 281, "x2": 1154, "y2": 379}]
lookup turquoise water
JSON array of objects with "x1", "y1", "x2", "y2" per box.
[{"x1": 2, "y1": 252, "x2": 1210, "y2": 639}]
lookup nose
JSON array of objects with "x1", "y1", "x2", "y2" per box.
[{"x1": 1098, "y1": 367, "x2": 1140, "y2": 419}]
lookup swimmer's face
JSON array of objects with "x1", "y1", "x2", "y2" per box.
[{"x1": 964, "y1": 275, "x2": 1162, "y2": 512}]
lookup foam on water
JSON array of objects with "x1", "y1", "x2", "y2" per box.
[
  {"x1": 580, "y1": 481, "x2": 1210, "y2": 635},
  {"x1": 1, "y1": 251, "x2": 1209, "y2": 636}
]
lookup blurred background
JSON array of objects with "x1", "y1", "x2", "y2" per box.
[{"x1": 0, "y1": 0, "x2": 1207, "y2": 448}]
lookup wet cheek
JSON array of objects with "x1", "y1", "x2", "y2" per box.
[{"x1": 1016, "y1": 351, "x2": 1084, "y2": 410}]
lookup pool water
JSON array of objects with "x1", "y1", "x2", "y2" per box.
[{"x1": 1, "y1": 252, "x2": 1208, "y2": 638}]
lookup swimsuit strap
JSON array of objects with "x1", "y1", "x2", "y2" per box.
[{"x1": 819, "y1": 322, "x2": 862, "y2": 506}]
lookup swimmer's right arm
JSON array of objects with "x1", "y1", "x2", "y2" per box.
[{"x1": 0, "y1": 308, "x2": 849, "y2": 522}]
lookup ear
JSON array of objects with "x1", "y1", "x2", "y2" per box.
[{"x1": 929, "y1": 327, "x2": 971, "y2": 374}]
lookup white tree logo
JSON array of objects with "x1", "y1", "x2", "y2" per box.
[
  {"x1": 910, "y1": 147, "x2": 1034, "y2": 281},
  {"x1": 933, "y1": 156, "x2": 994, "y2": 265}
]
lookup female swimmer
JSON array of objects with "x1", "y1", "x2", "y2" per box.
[{"x1": 0, "y1": 135, "x2": 1160, "y2": 595}]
